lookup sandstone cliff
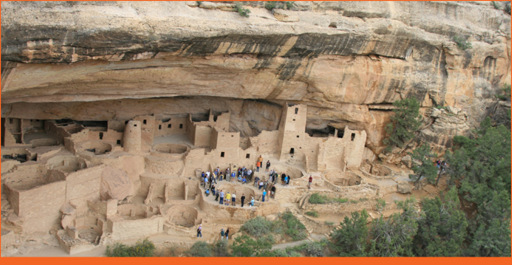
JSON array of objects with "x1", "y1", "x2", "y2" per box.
[{"x1": 1, "y1": 1, "x2": 510, "y2": 153}]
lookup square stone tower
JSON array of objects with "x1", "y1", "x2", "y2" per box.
[{"x1": 278, "y1": 103, "x2": 307, "y2": 160}]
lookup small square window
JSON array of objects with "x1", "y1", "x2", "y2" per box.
[
  {"x1": 159, "y1": 125, "x2": 162, "y2": 130},
  {"x1": 168, "y1": 124, "x2": 172, "y2": 128},
  {"x1": 246, "y1": 154, "x2": 250, "y2": 159},
  {"x1": 351, "y1": 133, "x2": 356, "y2": 141},
  {"x1": 221, "y1": 152, "x2": 225, "y2": 158},
  {"x1": 143, "y1": 120, "x2": 147, "y2": 125},
  {"x1": 179, "y1": 124, "x2": 183, "y2": 129},
  {"x1": 296, "y1": 135, "x2": 299, "y2": 138},
  {"x1": 117, "y1": 140, "x2": 121, "y2": 145}
]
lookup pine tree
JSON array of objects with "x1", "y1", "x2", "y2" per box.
[{"x1": 383, "y1": 98, "x2": 421, "y2": 150}]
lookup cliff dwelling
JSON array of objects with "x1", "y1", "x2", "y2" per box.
[{"x1": 1, "y1": 1, "x2": 510, "y2": 257}]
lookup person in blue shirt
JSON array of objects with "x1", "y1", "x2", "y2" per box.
[{"x1": 262, "y1": 189, "x2": 267, "y2": 202}]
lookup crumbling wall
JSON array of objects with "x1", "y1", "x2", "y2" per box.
[
  {"x1": 123, "y1": 120, "x2": 141, "y2": 153},
  {"x1": 154, "y1": 116, "x2": 188, "y2": 137},
  {"x1": 66, "y1": 165, "x2": 104, "y2": 208},
  {"x1": 8, "y1": 180, "x2": 66, "y2": 233},
  {"x1": 249, "y1": 130, "x2": 279, "y2": 154},
  {"x1": 108, "y1": 216, "x2": 165, "y2": 241},
  {"x1": 134, "y1": 115, "x2": 155, "y2": 152}
]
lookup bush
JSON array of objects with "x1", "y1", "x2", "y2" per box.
[
  {"x1": 334, "y1": 198, "x2": 349, "y2": 203},
  {"x1": 309, "y1": 193, "x2": 329, "y2": 204},
  {"x1": 264, "y1": 1, "x2": 276, "y2": 11},
  {"x1": 234, "y1": 3, "x2": 250, "y2": 17},
  {"x1": 294, "y1": 240, "x2": 328, "y2": 257},
  {"x1": 240, "y1": 216, "x2": 274, "y2": 237},
  {"x1": 213, "y1": 240, "x2": 230, "y2": 257},
  {"x1": 505, "y1": 2, "x2": 511, "y2": 14},
  {"x1": 232, "y1": 234, "x2": 274, "y2": 257},
  {"x1": 187, "y1": 241, "x2": 213, "y2": 257},
  {"x1": 305, "y1": 210, "x2": 318, "y2": 217},
  {"x1": 375, "y1": 198, "x2": 386, "y2": 213},
  {"x1": 280, "y1": 211, "x2": 308, "y2": 241},
  {"x1": 453, "y1": 35, "x2": 472, "y2": 50},
  {"x1": 106, "y1": 239, "x2": 156, "y2": 257}
]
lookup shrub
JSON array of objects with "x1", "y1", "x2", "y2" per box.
[
  {"x1": 280, "y1": 211, "x2": 308, "y2": 241},
  {"x1": 234, "y1": 3, "x2": 250, "y2": 17},
  {"x1": 492, "y1": 1, "x2": 500, "y2": 9},
  {"x1": 213, "y1": 240, "x2": 230, "y2": 257},
  {"x1": 294, "y1": 240, "x2": 328, "y2": 257},
  {"x1": 453, "y1": 35, "x2": 472, "y2": 50},
  {"x1": 187, "y1": 241, "x2": 213, "y2": 257},
  {"x1": 375, "y1": 198, "x2": 386, "y2": 213},
  {"x1": 305, "y1": 210, "x2": 318, "y2": 217},
  {"x1": 324, "y1": 221, "x2": 335, "y2": 226},
  {"x1": 309, "y1": 193, "x2": 329, "y2": 204},
  {"x1": 264, "y1": 1, "x2": 276, "y2": 11},
  {"x1": 334, "y1": 198, "x2": 349, "y2": 203},
  {"x1": 285, "y1": 1, "x2": 294, "y2": 9},
  {"x1": 505, "y1": 2, "x2": 511, "y2": 14},
  {"x1": 240, "y1": 216, "x2": 274, "y2": 237},
  {"x1": 106, "y1": 239, "x2": 156, "y2": 257},
  {"x1": 232, "y1": 234, "x2": 274, "y2": 257}
]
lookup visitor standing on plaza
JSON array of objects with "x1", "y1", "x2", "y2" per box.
[
  {"x1": 197, "y1": 224, "x2": 202, "y2": 238},
  {"x1": 308, "y1": 176, "x2": 313, "y2": 189},
  {"x1": 241, "y1": 194, "x2": 246, "y2": 207}
]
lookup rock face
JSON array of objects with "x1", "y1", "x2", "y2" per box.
[{"x1": 1, "y1": 1, "x2": 510, "y2": 153}]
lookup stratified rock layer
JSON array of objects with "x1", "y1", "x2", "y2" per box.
[{"x1": 2, "y1": 1, "x2": 511, "y2": 153}]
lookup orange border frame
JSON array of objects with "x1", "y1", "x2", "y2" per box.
[{"x1": 0, "y1": 0, "x2": 511, "y2": 264}]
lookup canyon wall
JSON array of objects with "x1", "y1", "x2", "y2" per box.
[{"x1": 2, "y1": 1, "x2": 510, "y2": 153}]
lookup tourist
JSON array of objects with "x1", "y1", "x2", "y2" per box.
[
  {"x1": 247, "y1": 168, "x2": 252, "y2": 178},
  {"x1": 242, "y1": 176, "x2": 247, "y2": 184},
  {"x1": 250, "y1": 197, "x2": 255, "y2": 207},
  {"x1": 232, "y1": 193, "x2": 236, "y2": 206},
  {"x1": 230, "y1": 171, "x2": 236, "y2": 182},
  {"x1": 257, "y1": 155, "x2": 263, "y2": 172},
  {"x1": 259, "y1": 180, "x2": 264, "y2": 190},
  {"x1": 281, "y1": 173, "x2": 286, "y2": 184},
  {"x1": 262, "y1": 189, "x2": 267, "y2": 202},
  {"x1": 241, "y1": 194, "x2": 246, "y2": 207},
  {"x1": 219, "y1": 173, "x2": 224, "y2": 181},
  {"x1": 205, "y1": 189, "x2": 210, "y2": 196},
  {"x1": 197, "y1": 224, "x2": 202, "y2": 238},
  {"x1": 225, "y1": 228, "x2": 230, "y2": 240},
  {"x1": 286, "y1": 175, "x2": 290, "y2": 185},
  {"x1": 226, "y1": 192, "x2": 231, "y2": 206},
  {"x1": 271, "y1": 185, "x2": 276, "y2": 199},
  {"x1": 215, "y1": 190, "x2": 220, "y2": 201},
  {"x1": 266, "y1": 160, "x2": 271, "y2": 171},
  {"x1": 219, "y1": 190, "x2": 224, "y2": 205},
  {"x1": 308, "y1": 176, "x2": 313, "y2": 189},
  {"x1": 211, "y1": 184, "x2": 216, "y2": 196},
  {"x1": 204, "y1": 175, "x2": 208, "y2": 188},
  {"x1": 253, "y1": 176, "x2": 260, "y2": 187},
  {"x1": 220, "y1": 228, "x2": 225, "y2": 240}
]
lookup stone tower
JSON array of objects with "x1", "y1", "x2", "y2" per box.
[{"x1": 123, "y1": 120, "x2": 141, "y2": 152}]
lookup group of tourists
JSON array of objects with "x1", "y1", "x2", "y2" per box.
[{"x1": 197, "y1": 225, "x2": 232, "y2": 240}]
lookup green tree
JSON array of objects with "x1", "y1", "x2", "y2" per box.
[
  {"x1": 105, "y1": 239, "x2": 156, "y2": 257},
  {"x1": 213, "y1": 240, "x2": 230, "y2": 257},
  {"x1": 231, "y1": 234, "x2": 275, "y2": 257},
  {"x1": 368, "y1": 199, "x2": 418, "y2": 256},
  {"x1": 383, "y1": 98, "x2": 421, "y2": 150},
  {"x1": 187, "y1": 241, "x2": 213, "y2": 257},
  {"x1": 409, "y1": 144, "x2": 438, "y2": 187},
  {"x1": 329, "y1": 210, "x2": 369, "y2": 256},
  {"x1": 413, "y1": 187, "x2": 468, "y2": 256},
  {"x1": 445, "y1": 117, "x2": 511, "y2": 256}
]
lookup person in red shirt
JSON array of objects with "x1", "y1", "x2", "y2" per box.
[{"x1": 308, "y1": 176, "x2": 313, "y2": 189}]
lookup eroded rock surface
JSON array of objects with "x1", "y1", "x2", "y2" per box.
[{"x1": 1, "y1": 1, "x2": 510, "y2": 153}]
